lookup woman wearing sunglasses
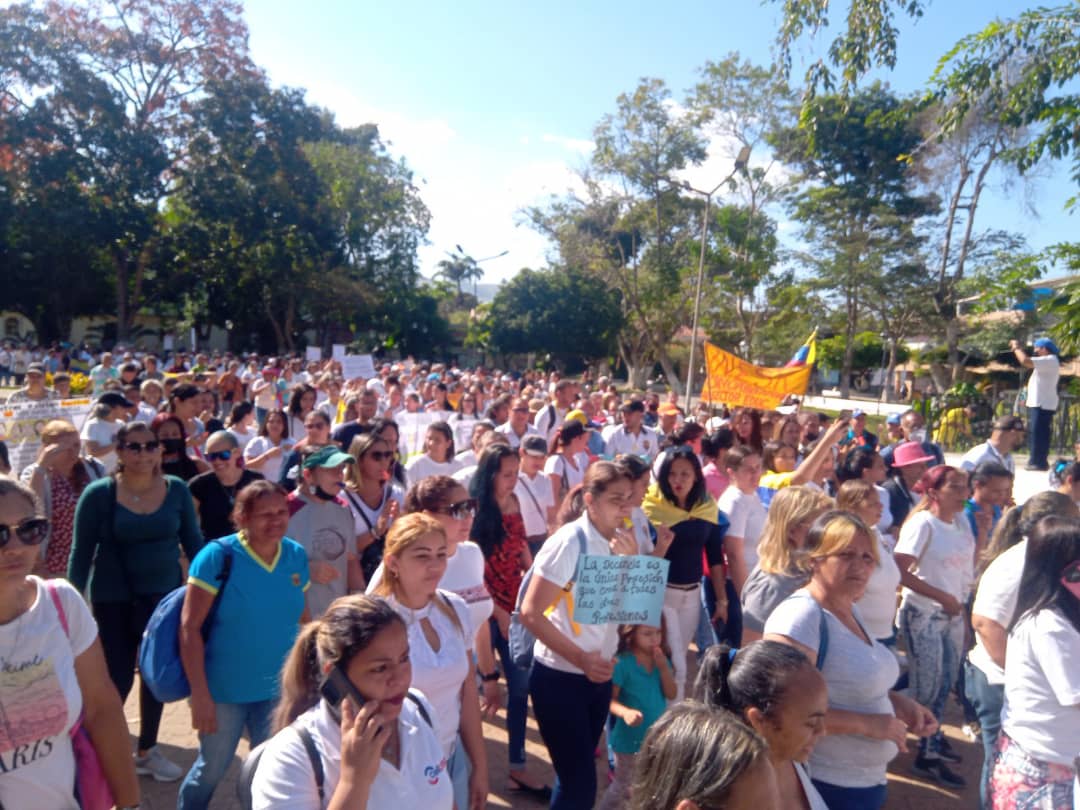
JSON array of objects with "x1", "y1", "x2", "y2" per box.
[
  {"x1": 69, "y1": 420, "x2": 204, "y2": 782},
  {"x1": 0, "y1": 479, "x2": 140, "y2": 809},
  {"x1": 343, "y1": 432, "x2": 405, "y2": 582},
  {"x1": 188, "y1": 431, "x2": 265, "y2": 542}
]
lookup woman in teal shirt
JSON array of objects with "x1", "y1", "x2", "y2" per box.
[{"x1": 68, "y1": 420, "x2": 204, "y2": 781}]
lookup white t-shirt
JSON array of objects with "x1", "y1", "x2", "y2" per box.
[
  {"x1": 544, "y1": 453, "x2": 588, "y2": 493},
  {"x1": 495, "y1": 421, "x2": 541, "y2": 449},
  {"x1": 795, "y1": 762, "x2": 831, "y2": 810},
  {"x1": 1026, "y1": 354, "x2": 1060, "y2": 410},
  {"x1": 405, "y1": 455, "x2": 463, "y2": 489},
  {"x1": 386, "y1": 592, "x2": 472, "y2": 755},
  {"x1": 604, "y1": 425, "x2": 662, "y2": 461},
  {"x1": 451, "y1": 464, "x2": 477, "y2": 493},
  {"x1": 856, "y1": 529, "x2": 902, "y2": 640},
  {"x1": 1001, "y1": 608, "x2": 1080, "y2": 765},
  {"x1": 0, "y1": 578, "x2": 97, "y2": 810},
  {"x1": 515, "y1": 473, "x2": 554, "y2": 537},
  {"x1": 968, "y1": 540, "x2": 1027, "y2": 685},
  {"x1": 532, "y1": 514, "x2": 621, "y2": 675},
  {"x1": 894, "y1": 511, "x2": 976, "y2": 611},
  {"x1": 533, "y1": 404, "x2": 568, "y2": 444},
  {"x1": 79, "y1": 417, "x2": 121, "y2": 473},
  {"x1": 368, "y1": 542, "x2": 493, "y2": 637},
  {"x1": 251, "y1": 695, "x2": 453, "y2": 810},
  {"x1": 874, "y1": 484, "x2": 894, "y2": 534},
  {"x1": 228, "y1": 424, "x2": 258, "y2": 453},
  {"x1": 764, "y1": 591, "x2": 899, "y2": 788},
  {"x1": 243, "y1": 436, "x2": 295, "y2": 484},
  {"x1": 341, "y1": 484, "x2": 405, "y2": 539},
  {"x1": 630, "y1": 506, "x2": 655, "y2": 555},
  {"x1": 717, "y1": 487, "x2": 767, "y2": 575},
  {"x1": 959, "y1": 441, "x2": 1015, "y2": 475}
]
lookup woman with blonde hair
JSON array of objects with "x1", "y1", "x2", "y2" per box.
[
  {"x1": 835, "y1": 480, "x2": 903, "y2": 644},
  {"x1": 252, "y1": 595, "x2": 452, "y2": 809},
  {"x1": 370, "y1": 513, "x2": 488, "y2": 810},
  {"x1": 740, "y1": 486, "x2": 834, "y2": 642},
  {"x1": 765, "y1": 511, "x2": 937, "y2": 809},
  {"x1": 342, "y1": 431, "x2": 403, "y2": 581}
]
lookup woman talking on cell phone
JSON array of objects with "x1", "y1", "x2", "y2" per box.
[{"x1": 251, "y1": 594, "x2": 452, "y2": 810}]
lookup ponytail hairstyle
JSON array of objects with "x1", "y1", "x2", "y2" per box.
[
  {"x1": 555, "y1": 482, "x2": 586, "y2": 527},
  {"x1": 907, "y1": 464, "x2": 963, "y2": 517},
  {"x1": 404, "y1": 475, "x2": 461, "y2": 514},
  {"x1": 549, "y1": 419, "x2": 586, "y2": 456},
  {"x1": 273, "y1": 594, "x2": 404, "y2": 731},
  {"x1": 1049, "y1": 458, "x2": 1080, "y2": 489},
  {"x1": 979, "y1": 490, "x2": 1079, "y2": 573},
  {"x1": 629, "y1": 701, "x2": 768, "y2": 810},
  {"x1": 696, "y1": 641, "x2": 814, "y2": 721}
]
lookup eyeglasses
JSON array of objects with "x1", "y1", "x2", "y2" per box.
[
  {"x1": 206, "y1": 450, "x2": 234, "y2": 461},
  {"x1": 367, "y1": 451, "x2": 395, "y2": 461},
  {"x1": 0, "y1": 518, "x2": 49, "y2": 548},
  {"x1": 120, "y1": 440, "x2": 160, "y2": 453},
  {"x1": 305, "y1": 423, "x2": 328, "y2": 431},
  {"x1": 433, "y1": 499, "x2": 477, "y2": 520}
]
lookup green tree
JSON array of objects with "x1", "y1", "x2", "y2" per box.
[
  {"x1": 772, "y1": 84, "x2": 935, "y2": 396},
  {"x1": 488, "y1": 267, "x2": 623, "y2": 368}
]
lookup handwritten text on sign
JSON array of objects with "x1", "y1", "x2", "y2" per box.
[{"x1": 572, "y1": 555, "x2": 669, "y2": 627}]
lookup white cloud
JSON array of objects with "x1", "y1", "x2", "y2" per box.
[{"x1": 541, "y1": 133, "x2": 595, "y2": 154}]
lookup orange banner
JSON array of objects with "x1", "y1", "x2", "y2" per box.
[{"x1": 701, "y1": 342, "x2": 812, "y2": 409}]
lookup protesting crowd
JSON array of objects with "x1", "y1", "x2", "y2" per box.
[{"x1": 0, "y1": 344, "x2": 1077, "y2": 810}]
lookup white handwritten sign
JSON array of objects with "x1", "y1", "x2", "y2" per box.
[
  {"x1": 331, "y1": 344, "x2": 347, "y2": 361},
  {"x1": 341, "y1": 354, "x2": 376, "y2": 381},
  {"x1": 396, "y1": 412, "x2": 436, "y2": 460},
  {"x1": 572, "y1": 555, "x2": 670, "y2": 626},
  {"x1": 1, "y1": 399, "x2": 94, "y2": 476},
  {"x1": 305, "y1": 346, "x2": 322, "y2": 362}
]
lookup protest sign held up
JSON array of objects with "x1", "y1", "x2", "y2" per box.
[{"x1": 572, "y1": 555, "x2": 669, "y2": 627}]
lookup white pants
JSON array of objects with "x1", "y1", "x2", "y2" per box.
[{"x1": 662, "y1": 584, "x2": 702, "y2": 702}]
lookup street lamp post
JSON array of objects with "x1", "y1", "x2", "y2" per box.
[{"x1": 681, "y1": 145, "x2": 751, "y2": 415}]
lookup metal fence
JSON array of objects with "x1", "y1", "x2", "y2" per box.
[{"x1": 932, "y1": 393, "x2": 1080, "y2": 457}]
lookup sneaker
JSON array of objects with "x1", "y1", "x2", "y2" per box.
[
  {"x1": 938, "y1": 737, "x2": 963, "y2": 764},
  {"x1": 912, "y1": 756, "x2": 966, "y2": 789},
  {"x1": 134, "y1": 747, "x2": 183, "y2": 782}
]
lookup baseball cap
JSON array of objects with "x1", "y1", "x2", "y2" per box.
[
  {"x1": 658, "y1": 402, "x2": 681, "y2": 416},
  {"x1": 566, "y1": 409, "x2": 589, "y2": 426},
  {"x1": 521, "y1": 435, "x2": 548, "y2": 457},
  {"x1": 26, "y1": 362, "x2": 45, "y2": 375},
  {"x1": 302, "y1": 446, "x2": 355, "y2": 470},
  {"x1": 852, "y1": 409, "x2": 865, "y2": 418},
  {"x1": 98, "y1": 392, "x2": 134, "y2": 409},
  {"x1": 1034, "y1": 337, "x2": 1060, "y2": 355},
  {"x1": 885, "y1": 413, "x2": 902, "y2": 426}
]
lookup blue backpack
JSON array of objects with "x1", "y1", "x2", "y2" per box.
[{"x1": 139, "y1": 540, "x2": 233, "y2": 703}]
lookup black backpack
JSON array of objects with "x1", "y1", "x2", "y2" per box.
[{"x1": 237, "y1": 692, "x2": 433, "y2": 810}]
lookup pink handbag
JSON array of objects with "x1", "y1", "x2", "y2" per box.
[{"x1": 47, "y1": 583, "x2": 116, "y2": 810}]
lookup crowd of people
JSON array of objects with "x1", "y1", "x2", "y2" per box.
[{"x1": 0, "y1": 345, "x2": 1077, "y2": 810}]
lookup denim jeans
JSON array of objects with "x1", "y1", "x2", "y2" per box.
[
  {"x1": 709, "y1": 578, "x2": 742, "y2": 648},
  {"x1": 177, "y1": 698, "x2": 275, "y2": 810},
  {"x1": 693, "y1": 575, "x2": 718, "y2": 661},
  {"x1": 530, "y1": 662, "x2": 611, "y2": 809},
  {"x1": 1028, "y1": 406, "x2": 1054, "y2": 468},
  {"x1": 447, "y1": 735, "x2": 472, "y2": 810},
  {"x1": 811, "y1": 779, "x2": 887, "y2": 810},
  {"x1": 899, "y1": 602, "x2": 964, "y2": 759},
  {"x1": 489, "y1": 617, "x2": 529, "y2": 768},
  {"x1": 964, "y1": 660, "x2": 1005, "y2": 809}
]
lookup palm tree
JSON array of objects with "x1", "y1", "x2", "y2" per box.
[{"x1": 435, "y1": 252, "x2": 482, "y2": 302}]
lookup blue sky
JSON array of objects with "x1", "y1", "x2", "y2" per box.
[{"x1": 244, "y1": 0, "x2": 1076, "y2": 285}]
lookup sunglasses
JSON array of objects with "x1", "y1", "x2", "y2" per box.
[
  {"x1": 120, "y1": 440, "x2": 160, "y2": 453},
  {"x1": 0, "y1": 518, "x2": 49, "y2": 548},
  {"x1": 367, "y1": 450, "x2": 395, "y2": 461},
  {"x1": 434, "y1": 499, "x2": 477, "y2": 521},
  {"x1": 206, "y1": 450, "x2": 234, "y2": 461}
]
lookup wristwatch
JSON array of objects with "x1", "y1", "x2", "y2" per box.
[{"x1": 480, "y1": 669, "x2": 500, "y2": 682}]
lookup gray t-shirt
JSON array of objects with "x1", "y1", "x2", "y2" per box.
[
  {"x1": 286, "y1": 495, "x2": 353, "y2": 619},
  {"x1": 764, "y1": 590, "x2": 900, "y2": 788},
  {"x1": 741, "y1": 566, "x2": 806, "y2": 635}
]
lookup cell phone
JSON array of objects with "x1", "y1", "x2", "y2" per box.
[
  {"x1": 320, "y1": 664, "x2": 366, "y2": 711},
  {"x1": 1062, "y1": 560, "x2": 1080, "y2": 601},
  {"x1": 838, "y1": 409, "x2": 853, "y2": 422}
]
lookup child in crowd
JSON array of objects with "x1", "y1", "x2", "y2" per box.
[{"x1": 599, "y1": 621, "x2": 676, "y2": 810}]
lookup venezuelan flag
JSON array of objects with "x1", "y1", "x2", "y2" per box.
[{"x1": 785, "y1": 329, "x2": 817, "y2": 368}]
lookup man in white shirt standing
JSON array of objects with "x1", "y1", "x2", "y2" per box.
[
  {"x1": 514, "y1": 435, "x2": 555, "y2": 555},
  {"x1": 496, "y1": 396, "x2": 542, "y2": 449},
  {"x1": 960, "y1": 415, "x2": 1025, "y2": 475},
  {"x1": 80, "y1": 391, "x2": 132, "y2": 473},
  {"x1": 1010, "y1": 337, "x2": 1060, "y2": 471},
  {"x1": 604, "y1": 399, "x2": 660, "y2": 461},
  {"x1": 533, "y1": 379, "x2": 576, "y2": 444}
]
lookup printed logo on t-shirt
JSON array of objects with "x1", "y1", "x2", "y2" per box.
[
  {"x1": 0, "y1": 655, "x2": 66, "y2": 770},
  {"x1": 291, "y1": 573, "x2": 302, "y2": 587},
  {"x1": 424, "y1": 756, "x2": 448, "y2": 785},
  {"x1": 453, "y1": 584, "x2": 491, "y2": 606}
]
